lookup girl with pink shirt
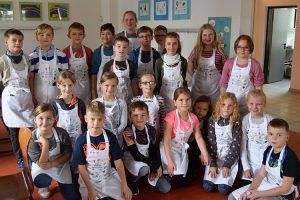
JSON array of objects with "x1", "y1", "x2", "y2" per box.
[
  {"x1": 220, "y1": 35, "x2": 264, "y2": 116},
  {"x1": 160, "y1": 87, "x2": 209, "y2": 187}
]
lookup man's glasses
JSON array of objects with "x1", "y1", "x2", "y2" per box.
[
  {"x1": 236, "y1": 46, "x2": 250, "y2": 51},
  {"x1": 140, "y1": 81, "x2": 156, "y2": 86}
]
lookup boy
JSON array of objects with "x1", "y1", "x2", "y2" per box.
[
  {"x1": 30, "y1": 23, "x2": 68, "y2": 104},
  {"x1": 91, "y1": 23, "x2": 115, "y2": 99},
  {"x1": 128, "y1": 26, "x2": 160, "y2": 78},
  {"x1": 73, "y1": 101, "x2": 132, "y2": 200},
  {"x1": 63, "y1": 22, "x2": 93, "y2": 105},
  {"x1": 0, "y1": 29, "x2": 34, "y2": 169},
  {"x1": 153, "y1": 25, "x2": 168, "y2": 54},
  {"x1": 102, "y1": 36, "x2": 138, "y2": 104},
  {"x1": 123, "y1": 101, "x2": 171, "y2": 195},
  {"x1": 229, "y1": 118, "x2": 300, "y2": 200}
]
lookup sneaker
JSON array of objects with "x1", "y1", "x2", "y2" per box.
[
  {"x1": 128, "y1": 181, "x2": 139, "y2": 196},
  {"x1": 17, "y1": 159, "x2": 24, "y2": 170},
  {"x1": 38, "y1": 187, "x2": 51, "y2": 199}
]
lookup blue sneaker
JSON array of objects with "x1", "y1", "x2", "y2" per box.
[{"x1": 17, "y1": 159, "x2": 24, "y2": 170}]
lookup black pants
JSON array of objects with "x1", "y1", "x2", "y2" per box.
[{"x1": 8, "y1": 127, "x2": 22, "y2": 160}]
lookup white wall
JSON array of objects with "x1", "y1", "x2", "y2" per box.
[{"x1": 0, "y1": 0, "x2": 101, "y2": 55}]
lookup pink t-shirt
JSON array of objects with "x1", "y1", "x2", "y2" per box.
[
  {"x1": 164, "y1": 110, "x2": 200, "y2": 139},
  {"x1": 220, "y1": 57, "x2": 264, "y2": 89}
]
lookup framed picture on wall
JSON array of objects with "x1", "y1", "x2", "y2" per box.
[
  {"x1": 154, "y1": 0, "x2": 168, "y2": 20},
  {"x1": 48, "y1": 2, "x2": 69, "y2": 21},
  {"x1": 172, "y1": 0, "x2": 190, "y2": 20},
  {"x1": 19, "y1": 2, "x2": 42, "y2": 21},
  {"x1": 0, "y1": 1, "x2": 13, "y2": 21},
  {"x1": 138, "y1": 0, "x2": 150, "y2": 21}
]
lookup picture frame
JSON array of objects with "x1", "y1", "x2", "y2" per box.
[
  {"x1": 0, "y1": 1, "x2": 13, "y2": 21},
  {"x1": 19, "y1": 2, "x2": 42, "y2": 21},
  {"x1": 138, "y1": 0, "x2": 150, "y2": 21},
  {"x1": 48, "y1": 2, "x2": 69, "y2": 21},
  {"x1": 154, "y1": 0, "x2": 168, "y2": 20},
  {"x1": 172, "y1": 0, "x2": 190, "y2": 20}
]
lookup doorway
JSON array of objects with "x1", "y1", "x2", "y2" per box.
[{"x1": 264, "y1": 7, "x2": 296, "y2": 89}]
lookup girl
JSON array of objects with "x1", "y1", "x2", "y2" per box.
[
  {"x1": 188, "y1": 24, "x2": 227, "y2": 105},
  {"x1": 93, "y1": 71, "x2": 128, "y2": 148},
  {"x1": 27, "y1": 104, "x2": 80, "y2": 199},
  {"x1": 155, "y1": 32, "x2": 188, "y2": 112},
  {"x1": 220, "y1": 35, "x2": 264, "y2": 117},
  {"x1": 160, "y1": 87, "x2": 209, "y2": 186},
  {"x1": 203, "y1": 92, "x2": 242, "y2": 195}
]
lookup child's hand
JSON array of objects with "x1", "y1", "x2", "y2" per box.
[
  {"x1": 246, "y1": 189, "x2": 260, "y2": 200},
  {"x1": 240, "y1": 190, "x2": 250, "y2": 200},
  {"x1": 39, "y1": 161, "x2": 52, "y2": 170},
  {"x1": 200, "y1": 153, "x2": 210, "y2": 166},
  {"x1": 156, "y1": 166, "x2": 162, "y2": 178},
  {"x1": 222, "y1": 167, "x2": 231, "y2": 178},
  {"x1": 122, "y1": 184, "x2": 132, "y2": 200},
  {"x1": 243, "y1": 169, "x2": 253, "y2": 179},
  {"x1": 167, "y1": 161, "x2": 176, "y2": 177},
  {"x1": 34, "y1": 135, "x2": 48, "y2": 147},
  {"x1": 87, "y1": 186, "x2": 97, "y2": 200},
  {"x1": 209, "y1": 167, "x2": 218, "y2": 178}
]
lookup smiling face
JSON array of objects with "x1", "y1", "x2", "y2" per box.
[
  {"x1": 123, "y1": 12, "x2": 137, "y2": 32},
  {"x1": 5, "y1": 34, "x2": 23, "y2": 55},
  {"x1": 174, "y1": 93, "x2": 192, "y2": 112},
  {"x1": 57, "y1": 78, "x2": 75, "y2": 99},
  {"x1": 247, "y1": 95, "x2": 265, "y2": 118},
  {"x1": 194, "y1": 102, "x2": 209, "y2": 119},
  {"x1": 100, "y1": 78, "x2": 118, "y2": 99},
  {"x1": 34, "y1": 111, "x2": 55, "y2": 134},
  {"x1": 68, "y1": 28, "x2": 85, "y2": 46},
  {"x1": 85, "y1": 112, "x2": 105, "y2": 135},
  {"x1": 101, "y1": 29, "x2": 114, "y2": 46},
  {"x1": 36, "y1": 28, "x2": 54, "y2": 50},
  {"x1": 220, "y1": 98, "x2": 234, "y2": 118},
  {"x1": 165, "y1": 37, "x2": 179, "y2": 56},
  {"x1": 236, "y1": 39, "x2": 250, "y2": 59},
  {"x1": 201, "y1": 28, "x2": 215, "y2": 47},
  {"x1": 129, "y1": 108, "x2": 149, "y2": 130},
  {"x1": 139, "y1": 74, "x2": 156, "y2": 96}
]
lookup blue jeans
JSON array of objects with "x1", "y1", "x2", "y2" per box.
[
  {"x1": 203, "y1": 180, "x2": 232, "y2": 195},
  {"x1": 34, "y1": 173, "x2": 81, "y2": 200}
]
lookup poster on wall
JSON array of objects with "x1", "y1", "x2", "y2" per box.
[
  {"x1": 172, "y1": 0, "x2": 190, "y2": 20},
  {"x1": 154, "y1": 0, "x2": 168, "y2": 20},
  {"x1": 138, "y1": 0, "x2": 150, "y2": 21},
  {"x1": 0, "y1": 1, "x2": 13, "y2": 21},
  {"x1": 19, "y1": 2, "x2": 42, "y2": 21},
  {"x1": 208, "y1": 17, "x2": 231, "y2": 56},
  {"x1": 48, "y1": 2, "x2": 69, "y2": 21}
]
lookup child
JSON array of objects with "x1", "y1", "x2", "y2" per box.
[
  {"x1": 0, "y1": 29, "x2": 34, "y2": 169},
  {"x1": 153, "y1": 25, "x2": 168, "y2": 54},
  {"x1": 91, "y1": 23, "x2": 115, "y2": 99},
  {"x1": 188, "y1": 24, "x2": 227, "y2": 105},
  {"x1": 240, "y1": 89, "x2": 273, "y2": 182},
  {"x1": 30, "y1": 23, "x2": 68, "y2": 104},
  {"x1": 117, "y1": 10, "x2": 139, "y2": 52},
  {"x1": 102, "y1": 36, "x2": 138, "y2": 104},
  {"x1": 229, "y1": 118, "x2": 300, "y2": 200},
  {"x1": 73, "y1": 101, "x2": 132, "y2": 200},
  {"x1": 128, "y1": 26, "x2": 160, "y2": 78},
  {"x1": 131, "y1": 73, "x2": 166, "y2": 138},
  {"x1": 203, "y1": 92, "x2": 242, "y2": 195},
  {"x1": 28, "y1": 103, "x2": 80, "y2": 199},
  {"x1": 123, "y1": 101, "x2": 171, "y2": 195},
  {"x1": 220, "y1": 35, "x2": 264, "y2": 116},
  {"x1": 160, "y1": 87, "x2": 209, "y2": 185},
  {"x1": 63, "y1": 22, "x2": 93, "y2": 105},
  {"x1": 155, "y1": 32, "x2": 188, "y2": 112},
  {"x1": 93, "y1": 71, "x2": 128, "y2": 148}
]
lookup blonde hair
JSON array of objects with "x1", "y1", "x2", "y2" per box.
[
  {"x1": 247, "y1": 89, "x2": 266, "y2": 104},
  {"x1": 35, "y1": 23, "x2": 54, "y2": 36},
  {"x1": 34, "y1": 103, "x2": 55, "y2": 118},
  {"x1": 57, "y1": 70, "x2": 76, "y2": 84},
  {"x1": 100, "y1": 72, "x2": 119, "y2": 84},
  {"x1": 86, "y1": 101, "x2": 105, "y2": 115},
  {"x1": 192, "y1": 24, "x2": 226, "y2": 67},
  {"x1": 212, "y1": 92, "x2": 240, "y2": 125}
]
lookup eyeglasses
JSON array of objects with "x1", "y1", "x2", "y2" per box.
[
  {"x1": 154, "y1": 34, "x2": 166, "y2": 38},
  {"x1": 236, "y1": 46, "x2": 250, "y2": 51},
  {"x1": 138, "y1": 35, "x2": 152, "y2": 39},
  {"x1": 140, "y1": 81, "x2": 156, "y2": 86}
]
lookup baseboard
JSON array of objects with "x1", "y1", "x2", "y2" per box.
[{"x1": 288, "y1": 88, "x2": 300, "y2": 94}]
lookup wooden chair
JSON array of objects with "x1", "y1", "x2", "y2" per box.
[{"x1": 19, "y1": 127, "x2": 33, "y2": 174}]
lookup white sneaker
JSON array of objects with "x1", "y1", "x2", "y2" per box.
[{"x1": 38, "y1": 187, "x2": 50, "y2": 199}]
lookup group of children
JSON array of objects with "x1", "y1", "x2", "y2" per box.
[{"x1": 0, "y1": 9, "x2": 299, "y2": 200}]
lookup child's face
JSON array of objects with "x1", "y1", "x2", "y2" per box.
[
  {"x1": 194, "y1": 102, "x2": 209, "y2": 119},
  {"x1": 165, "y1": 37, "x2": 179, "y2": 56},
  {"x1": 113, "y1": 41, "x2": 129, "y2": 58},
  {"x1": 85, "y1": 112, "x2": 105, "y2": 134},
  {"x1": 123, "y1": 13, "x2": 137, "y2": 31},
  {"x1": 129, "y1": 108, "x2": 149, "y2": 129},
  {"x1": 100, "y1": 78, "x2": 118, "y2": 97},
  {"x1": 57, "y1": 78, "x2": 75, "y2": 98},
  {"x1": 34, "y1": 111, "x2": 55, "y2": 133},
  {"x1": 236, "y1": 39, "x2": 250, "y2": 59},
  {"x1": 220, "y1": 98, "x2": 234, "y2": 118},
  {"x1": 201, "y1": 29, "x2": 215, "y2": 46},
  {"x1": 268, "y1": 126, "x2": 289, "y2": 150},
  {"x1": 36, "y1": 29, "x2": 53, "y2": 48},
  {"x1": 174, "y1": 94, "x2": 192, "y2": 112},
  {"x1": 138, "y1": 31, "x2": 153, "y2": 46},
  {"x1": 5, "y1": 34, "x2": 23, "y2": 55},
  {"x1": 69, "y1": 28, "x2": 85, "y2": 46},
  {"x1": 154, "y1": 30, "x2": 167, "y2": 46},
  {"x1": 100, "y1": 29, "x2": 114, "y2": 46},
  {"x1": 247, "y1": 95, "x2": 265, "y2": 118},
  {"x1": 139, "y1": 75, "x2": 156, "y2": 95}
]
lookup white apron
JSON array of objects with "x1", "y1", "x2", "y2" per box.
[
  {"x1": 69, "y1": 46, "x2": 91, "y2": 105},
  {"x1": 2, "y1": 55, "x2": 34, "y2": 127},
  {"x1": 160, "y1": 110, "x2": 193, "y2": 177},
  {"x1": 159, "y1": 57, "x2": 183, "y2": 112},
  {"x1": 79, "y1": 130, "x2": 123, "y2": 200},
  {"x1": 232, "y1": 146, "x2": 298, "y2": 199},
  {"x1": 112, "y1": 59, "x2": 132, "y2": 104},
  {"x1": 140, "y1": 95, "x2": 160, "y2": 133},
  {"x1": 226, "y1": 57, "x2": 253, "y2": 116},
  {"x1": 31, "y1": 128, "x2": 72, "y2": 184},
  {"x1": 34, "y1": 47, "x2": 60, "y2": 104},
  {"x1": 203, "y1": 122, "x2": 238, "y2": 186},
  {"x1": 125, "y1": 31, "x2": 139, "y2": 52},
  {"x1": 242, "y1": 115, "x2": 269, "y2": 181},
  {"x1": 96, "y1": 46, "x2": 114, "y2": 97},
  {"x1": 137, "y1": 48, "x2": 153, "y2": 78},
  {"x1": 191, "y1": 49, "x2": 220, "y2": 105},
  {"x1": 56, "y1": 102, "x2": 82, "y2": 147}
]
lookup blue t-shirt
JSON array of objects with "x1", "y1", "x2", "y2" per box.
[{"x1": 91, "y1": 45, "x2": 114, "y2": 75}]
